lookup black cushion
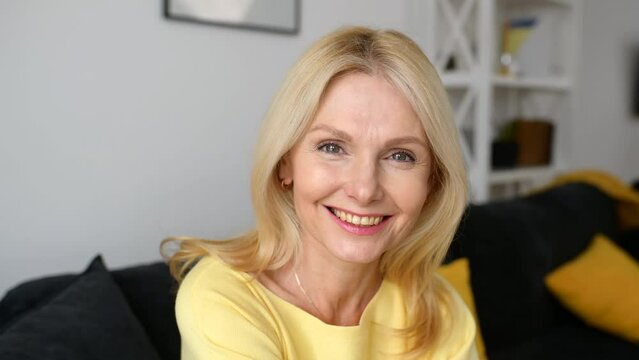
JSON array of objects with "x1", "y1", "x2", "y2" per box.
[
  {"x1": 617, "y1": 228, "x2": 639, "y2": 260},
  {"x1": 112, "y1": 262, "x2": 180, "y2": 360},
  {"x1": 490, "y1": 322, "x2": 639, "y2": 360},
  {"x1": 455, "y1": 183, "x2": 618, "y2": 352},
  {"x1": 0, "y1": 256, "x2": 161, "y2": 360},
  {"x1": 0, "y1": 274, "x2": 75, "y2": 333}
]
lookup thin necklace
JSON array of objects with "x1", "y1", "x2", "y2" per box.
[{"x1": 293, "y1": 270, "x2": 323, "y2": 317}]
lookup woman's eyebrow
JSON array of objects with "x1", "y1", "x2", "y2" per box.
[
  {"x1": 308, "y1": 124, "x2": 352, "y2": 141},
  {"x1": 385, "y1": 136, "x2": 429, "y2": 150}
]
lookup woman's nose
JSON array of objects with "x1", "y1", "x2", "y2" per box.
[{"x1": 343, "y1": 157, "x2": 384, "y2": 205}]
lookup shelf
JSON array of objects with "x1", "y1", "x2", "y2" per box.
[
  {"x1": 499, "y1": 0, "x2": 573, "y2": 8},
  {"x1": 489, "y1": 166, "x2": 557, "y2": 184},
  {"x1": 427, "y1": 0, "x2": 578, "y2": 201},
  {"x1": 441, "y1": 72, "x2": 473, "y2": 88},
  {"x1": 493, "y1": 75, "x2": 572, "y2": 91}
]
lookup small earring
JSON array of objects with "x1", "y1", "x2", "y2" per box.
[{"x1": 280, "y1": 179, "x2": 292, "y2": 190}]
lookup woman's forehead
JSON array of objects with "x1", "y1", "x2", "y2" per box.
[{"x1": 310, "y1": 73, "x2": 426, "y2": 141}]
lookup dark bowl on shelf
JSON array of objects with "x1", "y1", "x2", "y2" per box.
[{"x1": 492, "y1": 141, "x2": 519, "y2": 169}]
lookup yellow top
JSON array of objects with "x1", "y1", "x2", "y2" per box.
[{"x1": 176, "y1": 256, "x2": 479, "y2": 359}]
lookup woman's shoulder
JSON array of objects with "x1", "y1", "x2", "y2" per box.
[
  {"x1": 179, "y1": 255, "x2": 241, "y2": 292},
  {"x1": 176, "y1": 254, "x2": 282, "y2": 331},
  {"x1": 175, "y1": 255, "x2": 284, "y2": 358},
  {"x1": 176, "y1": 254, "x2": 266, "y2": 314}
]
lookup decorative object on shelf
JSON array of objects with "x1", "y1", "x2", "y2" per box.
[
  {"x1": 491, "y1": 121, "x2": 518, "y2": 169},
  {"x1": 499, "y1": 17, "x2": 537, "y2": 77},
  {"x1": 164, "y1": 0, "x2": 300, "y2": 35},
  {"x1": 492, "y1": 119, "x2": 554, "y2": 170},
  {"x1": 491, "y1": 141, "x2": 518, "y2": 169},
  {"x1": 515, "y1": 119, "x2": 554, "y2": 166}
]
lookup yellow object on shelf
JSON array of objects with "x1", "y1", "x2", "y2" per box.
[{"x1": 500, "y1": 17, "x2": 538, "y2": 76}]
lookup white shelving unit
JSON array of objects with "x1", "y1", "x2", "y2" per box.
[
  {"x1": 424, "y1": 0, "x2": 582, "y2": 202},
  {"x1": 489, "y1": 165, "x2": 556, "y2": 184},
  {"x1": 492, "y1": 75, "x2": 572, "y2": 91}
]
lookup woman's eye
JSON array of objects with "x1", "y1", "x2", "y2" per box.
[
  {"x1": 389, "y1": 151, "x2": 416, "y2": 163},
  {"x1": 317, "y1": 142, "x2": 343, "y2": 154}
]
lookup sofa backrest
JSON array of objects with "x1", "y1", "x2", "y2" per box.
[
  {"x1": 112, "y1": 262, "x2": 180, "y2": 360},
  {"x1": 452, "y1": 183, "x2": 618, "y2": 354},
  {"x1": 0, "y1": 261, "x2": 180, "y2": 360}
]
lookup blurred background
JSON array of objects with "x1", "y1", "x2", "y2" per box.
[{"x1": 1, "y1": 0, "x2": 638, "y2": 296}]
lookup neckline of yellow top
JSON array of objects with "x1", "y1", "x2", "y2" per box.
[{"x1": 240, "y1": 266, "x2": 389, "y2": 330}]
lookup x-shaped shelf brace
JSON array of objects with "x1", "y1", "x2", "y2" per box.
[
  {"x1": 454, "y1": 87, "x2": 477, "y2": 166},
  {"x1": 434, "y1": 0, "x2": 479, "y2": 72}
]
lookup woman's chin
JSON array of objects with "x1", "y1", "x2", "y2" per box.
[{"x1": 326, "y1": 241, "x2": 388, "y2": 266}]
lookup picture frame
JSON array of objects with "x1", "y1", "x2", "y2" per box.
[{"x1": 164, "y1": 0, "x2": 300, "y2": 35}]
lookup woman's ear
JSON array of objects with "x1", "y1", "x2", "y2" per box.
[{"x1": 278, "y1": 153, "x2": 292, "y2": 183}]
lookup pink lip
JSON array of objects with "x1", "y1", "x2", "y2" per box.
[{"x1": 325, "y1": 206, "x2": 390, "y2": 236}]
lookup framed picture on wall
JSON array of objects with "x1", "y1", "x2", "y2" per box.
[{"x1": 164, "y1": 0, "x2": 300, "y2": 35}]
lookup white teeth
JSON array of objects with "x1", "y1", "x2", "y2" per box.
[{"x1": 330, "y1": 207, "x2": 384, "y2": 227}]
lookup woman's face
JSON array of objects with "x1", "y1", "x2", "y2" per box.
[{"x1": 280, "y1": 72, "x2": 431, "y2": 266}]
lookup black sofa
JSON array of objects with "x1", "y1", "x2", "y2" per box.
[
  {"x1": 448, "y1": 182, "x2": 639, "y2": 359},
  {"x1": 1, "y1": 182, "x2": 638, "y2": 359},
  {"x1": 0, "y1": 257, "x2": 179, "y2": 360}
]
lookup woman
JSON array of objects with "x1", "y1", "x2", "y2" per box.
[{"x1": 163, "y1": 26, "x2": 477, "y2": 359}]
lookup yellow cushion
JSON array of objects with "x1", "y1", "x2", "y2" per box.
[
  {"x1": 438, "y1": 258, "x2": 487, "y2": 360},
  {"x1": 544, "y1": 234, "x2": 639, "y2": 343}
]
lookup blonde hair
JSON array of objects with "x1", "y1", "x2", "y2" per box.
[{"x1": 162, "y1": 26, "x2": 468, "y2": 358}]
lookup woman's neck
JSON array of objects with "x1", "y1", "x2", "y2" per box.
[
  {"x1": 264, "y1": 240, "x2": 384, "y2": 326},
  {"x1": 296, "y1": 257, "x2": 382, "y2": 325}
]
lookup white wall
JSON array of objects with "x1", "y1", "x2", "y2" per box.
[
  {"x1": 0, "y1": 0, "x2": 407, "y2": 295},
  {"x1": 571, "y1": 0, "x2": 639, "y2": 180}
]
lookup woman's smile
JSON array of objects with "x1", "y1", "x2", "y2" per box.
[
  {"x1": 327, "y1": 205, "x2": 389, "y2": 226},
  {"x1": 325, "y1": 206, "x2": 391, "y2": 235}
]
